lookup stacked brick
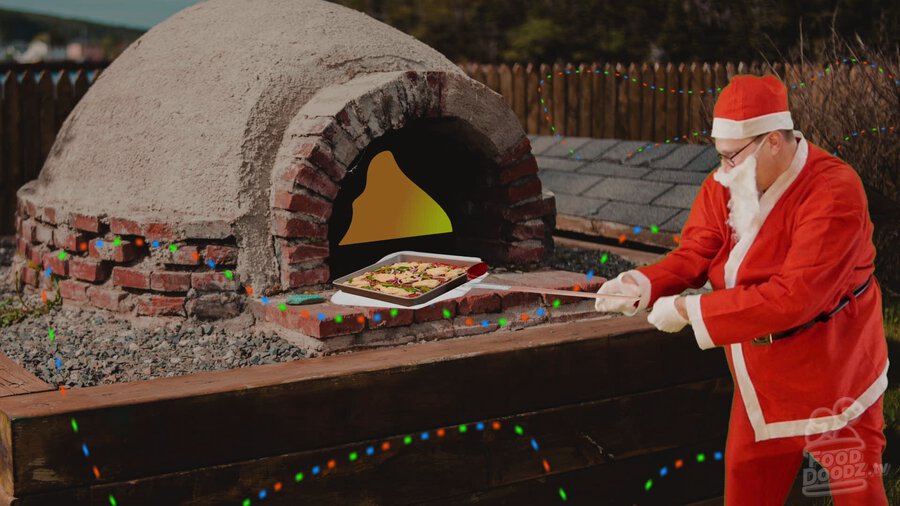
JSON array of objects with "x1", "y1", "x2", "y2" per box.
[
  {"x1": 272, "y1": 70, "x2": 555, "y2": 293},
  {"x1": 13, "y1": 197, "x2": 242, "y2": 320}
]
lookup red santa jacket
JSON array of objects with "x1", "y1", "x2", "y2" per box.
[{"x1": 629, "y1": 133, "x2": 889, "y2": 442}]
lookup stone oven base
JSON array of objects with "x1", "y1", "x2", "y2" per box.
[{"x1": 0, "y1": 317, "x2": 731, "y2": 505}]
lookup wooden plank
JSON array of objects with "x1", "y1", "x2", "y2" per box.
[
  {"x1": 26, "y1": 377, "x2": 731, "y2": 505},
  {"x1": 512, "y1": 63, "x2": 526, "y2": 130},
  {"x1": 36, "y1": 71, "x2": 55, "y2": 164},
  {"x1": 602, "y1": 62, "x2": 615, "y2": 138},
  {"x1": 20, "y1": 71, "x2": 40, "y2": 182},
  {"x1": 0, "y1": 352, "x2": 52, "y2": 398},
  {"x1": 565, "y1": 63, "x2": 578, "y2": 137},
  {"x1": 615, "y1": 63, "x2": 628, "y2": 139},
  {"x1": 639, "y1": 62, "x2": 654, "y2": 141},
  {"x1": 54, "y1": 70, "x2": 73, "y2": 132},
  {"x1": 2, "y1": 72, "x2": 22, "y2": 236},
  {"x1": 653, "y1": 63, "x2": 666, "y2": 141},
  {"x1": 690, "y1": 62, "x2": 703, "y2": 137},
  {"x1": 577, "y1": 63, "x2": 592, "y2": 138},
  {"x1": 525, "y1": 63, "x2": 539, "y2": 135},
  {"x1": 551, "y1": 63, "x2": 565, "y2": 137},
  {"x1": 498, "y1": 63, "x2": 513, "y2": 109},
  {"x1": 626, "y1": 62, "x2": 641, "y2": 140},
  {"x1": 590, "y1": 62, "x2": 603, "y2": 140},
  {"x1": 665, "y1": 63, "x2": 678, "y2": 140},
  {"x1": 0, "y1": 74, "x2": 7, "y2": 235},
  {"x1": 414, "y1": 436, "x2": 727, "y2": 506},
  {"x1": 537, "y1": 63, "x2": 551, "y2": 136},
  {"x1": 0, "y1": 317, "x2": 729, "y2": 497}
]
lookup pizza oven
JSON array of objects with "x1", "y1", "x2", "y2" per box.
[{"x1": 12, "y1": 0, "x2": 555, "y2": 320}]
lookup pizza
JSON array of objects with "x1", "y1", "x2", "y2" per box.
[{"x1": 344, "y1": 261, "x2": 468, "y2": 298}]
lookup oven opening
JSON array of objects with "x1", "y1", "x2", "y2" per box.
[{"x1": 327, "y1": 117, "x2": 491, "y2": 278}]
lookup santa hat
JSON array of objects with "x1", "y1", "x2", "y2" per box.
[{"x1": 711, "y1": 74, "x2": 794, "y2": 139}]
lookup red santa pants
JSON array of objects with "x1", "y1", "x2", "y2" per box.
[{"x1": 724, "y1": 389, "x2": 888, "y2": 505}]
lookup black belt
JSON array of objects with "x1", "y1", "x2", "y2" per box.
[{"x1": 751, "y1": 275, "x2": 873, "y2": 346}]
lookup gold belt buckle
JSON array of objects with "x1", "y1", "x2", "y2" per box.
[{"x1": 752, "y1": 334, "x2": 774, "y2": 346}]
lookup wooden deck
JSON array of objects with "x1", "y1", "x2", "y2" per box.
[{"x1": 0, "y1": 315, "x2": 732, "y2": 505}]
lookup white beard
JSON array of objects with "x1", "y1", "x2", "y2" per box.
[{"x1": 713, "y1": 154, "x2": 762, "y2": 242}]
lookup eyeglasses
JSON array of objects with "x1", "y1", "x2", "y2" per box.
[{"x1": 717, "y1": 133, "x2": 765, "y2": 167}]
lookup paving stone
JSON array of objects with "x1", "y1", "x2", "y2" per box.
[
  {"x1": 542, "y1": 136, "x2": 592, "y2": 157},
  {"x1": 593, "y1": 201, "x2": 681, "y2": 228},
  {"x1": 652, "y1": 184, "x2": 701, "y2": 208},
  {"x1": 579, "y1": 161, "x2": 650, "y2": 179},
  {"x1": 583, "y1": 177, "x2": 672, "y2": 204},
  {"x1": 622, "y1": 143, "x2": 677, "y2": 166},
  {"x1": 650, "y1": 144, "x2": 713, "y2": 170},
  {"x1": 538, "y1": 170, "x2": 604, "y2": 196},
  {"x1": 536, "y1": 156, "x2": 587, "y2": 172},
  {"x1": 660, "y1": 209, "x2": 691, "y2": 232},
  {"x1": 555, "y1": 195, "x2": 609, "y2": 217},
  {"x1": 529, "y1": 135, "x2": 560, "y2": 156},
  {"x1": 571, "y1": 139, "x2": 621, "y2": 161},
  {"x1": 595, "y1": 140, "x2": 649, "y2": 163},
  {"x1": 642, "y1": 169, "x2": 710, "y2": 185}
]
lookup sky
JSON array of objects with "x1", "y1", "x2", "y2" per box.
[{"x1": 0, "y1": 0, "x2": 202, "y2": 30}]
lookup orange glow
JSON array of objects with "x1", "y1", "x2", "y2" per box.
[
  {"x1": 42, "y1": 291, "x2": 47, "y2": 303},
  {"x1": 301, "y1": 310, "x2": 310, "y2": 319},
  {"x1": 465, "y1": 318, "x2": 473, "y2": 326},
  {"x1": 381, "y1": 441, "x2": 391, "y2": 451},
  {"x1": 618, "y1": 234, "x2": 626, "y2": 244},
  {"x1": 675, "y1": 459, "x2": 684, "y2": 469},
  {"x1": 79, "y1": 242, "x2": 88, "y2": 251},
  {"x1": 542, "y1": 459, "x2": 551, "y2": 472},
  {"x1": 573, "y1": 284, "x2": 581, "y2": 292},
  {"x1": 59, "y1": 385, "x2": 66, "y2": 396},
  {"x1": 135, "y1": 238, "x2": 144, "y2": 247},
  {"x1": 492, "y1": 421, "x2": 501, "y2": 430},
  {"x1": 356, "y1": 315, "x2": 365, "y2": 324},
  {"x1": 327, "y1": 459, "x2": 336, "y2": 469},
  {"x1": 92, "y1": 465, "x2": 101, "y2": 479},
  {"x1": 437, "y1": 428, "x2": 446, "y2": 437},
  {"x1": 673, "y1": 234, "x2": 681, "y2": 244},
  {"x1": 520, "y1": 313, "x2": 528, "y2": 321},
  {"x1": 245, "y1": 286, "x2": 254, "y2": 295},
  {"x1": 192, "y1": 251, "x2": 200, "y2": 260},
  {"x1": 274, "y1": 482, "x2": 282, "y2": 492}
]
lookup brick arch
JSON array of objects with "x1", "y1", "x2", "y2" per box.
[{"x1": 269, "y1": 70, "x2": 556, "y2": 291}]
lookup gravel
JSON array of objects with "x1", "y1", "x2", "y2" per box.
[{"x1": 0, "y1": 236, "x2": 638, "y2": 388}]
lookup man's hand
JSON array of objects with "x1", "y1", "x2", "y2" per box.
[
  {"x1": 594, "y1": 271, "x2": 643, "y2": 316},
  {"x1": 647, "y1": 295, "x2": 689, "y2": 332}
]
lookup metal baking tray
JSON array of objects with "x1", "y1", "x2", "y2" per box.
[{"x1": 332, "y1": 251, "x2": 481, "y2": 307}]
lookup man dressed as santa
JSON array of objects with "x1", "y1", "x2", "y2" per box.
[{"x1": 596, "y1": 74, "x2": 889, "y2": 505}]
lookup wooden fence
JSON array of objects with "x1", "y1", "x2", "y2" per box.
[{"x1": 0, "y1": 61, "x2": 822, "y2": 235}]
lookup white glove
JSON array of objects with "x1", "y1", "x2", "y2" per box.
[
  {"x1": 595, "y1": 271, "x2": 643, "y2": 316},
  {"x1": 647, "y1": 294, "x2": 689, "y2": 332}
]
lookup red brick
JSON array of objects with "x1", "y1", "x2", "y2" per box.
[
  {"x1": 22, "y1": 198, "x2": 37, "y2": 219},
  {"x1": 497, "y1": 193, "x2": 555, "y2": 222},
  {"x1": 14, "y1": 214, "x2": 22, "y2": 234},
  {"x1": 192, "y1": 271, "x2": 240, "y2": 292},
  {"x1": 203, "y1": 245, "x2": 238, "y2": 266},
  {"x1": 69, "y1": 258, "x2": 111, "y2": 283},
  {"x1": 281, "y1": 264, "x2": 329, "y2": 289},
  {"x1": 498, "y1": 155, "x2": 539, "y2": 185},
  {"x1": 494, "y1": 271, "x2": 602, "y2": 306},
  {"x1": 273, "y1": 191, "x2": 332, "y2": 221},
  {"x1": 294, "y1": 140, "x2": 347, "y2": 181},
  {"x1": 258, "y1": 301, "x2": 365, "y2": 339},
  {"x1": 279, "y1": 240, "x2": 329, "y2": 264},
  {"x1": 272, "y1": 212, "x2": 328, "y2": 239},
  {"x1": 70, "y1": 213, "x2": 102, "y2": 233},
  {"x1": 281, "y1": 161, "x2": 340, "y2": 200},
  {"x1": 109, "y1": 217, "x2": 143, "y2": 236},
  {"x1": 454, "y1": 292, "x2": 502, "y2": 315},
  {"x1": 477, "y1": 175, "x2": 542, "y2": 204},
  {"x1": 53, "y1": 228, "x2": 88, "y2": 253},
  {"x1": 135, "y1": 295, "x2": 186, "y2": 317},
  {"x1": 27, "y1": 245, "x2": 45, "y2": 268},
  {"x1": 41, "y1": 205, "x2": 58, "y2": 225},
  {"x1": 151, "y1": 271, "x2": 192, "y2": 292},
  {"x1": 87, "y1": 286, "x2": 132, "y2": 312},
  {"x1": 59, "y1": 279, "x2": 90, "y2": 302},
  {"x1": 495, "y1": 135, "x2": 532, "y2": 167},
  {"x1": 507, "y1": 219, "x2": 546, "y2": 241},
  {"x1": 507, "y1": 240, "x2": 545, "y2": 264},
  {"x1": 414, "y1": 299, "x2": 457, "y2": 323},
  {"x1": 143, "y1": 223, "x2": 178, "y2": 241},
  {"x1": 33, "y1": 222, "x2": 54, "y2": 246},
  {"x1": 112, "y1": 266, "x2": 152, "y2": 289},
  {"x1": 19, "y1": 219, "x2": 36, "y2": 243},
  {"x1": 15, "y1": 238, "x2": 27, "y2": 257},
  {"x1": 42, "y1": 251, "x2": 69, "y2": 277},
  {"x1": 22, "y1": 266, "x2": 39, "y2": 287},
  {"x1": 363, "y1": 306, "x2": 415, "y2": 329},
  {"x1": 161, "y1": 245, "x2": 201, "y2": 266},
  {"x1": 89, "y1": 238, "x2": 137, "y2": 263}
]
